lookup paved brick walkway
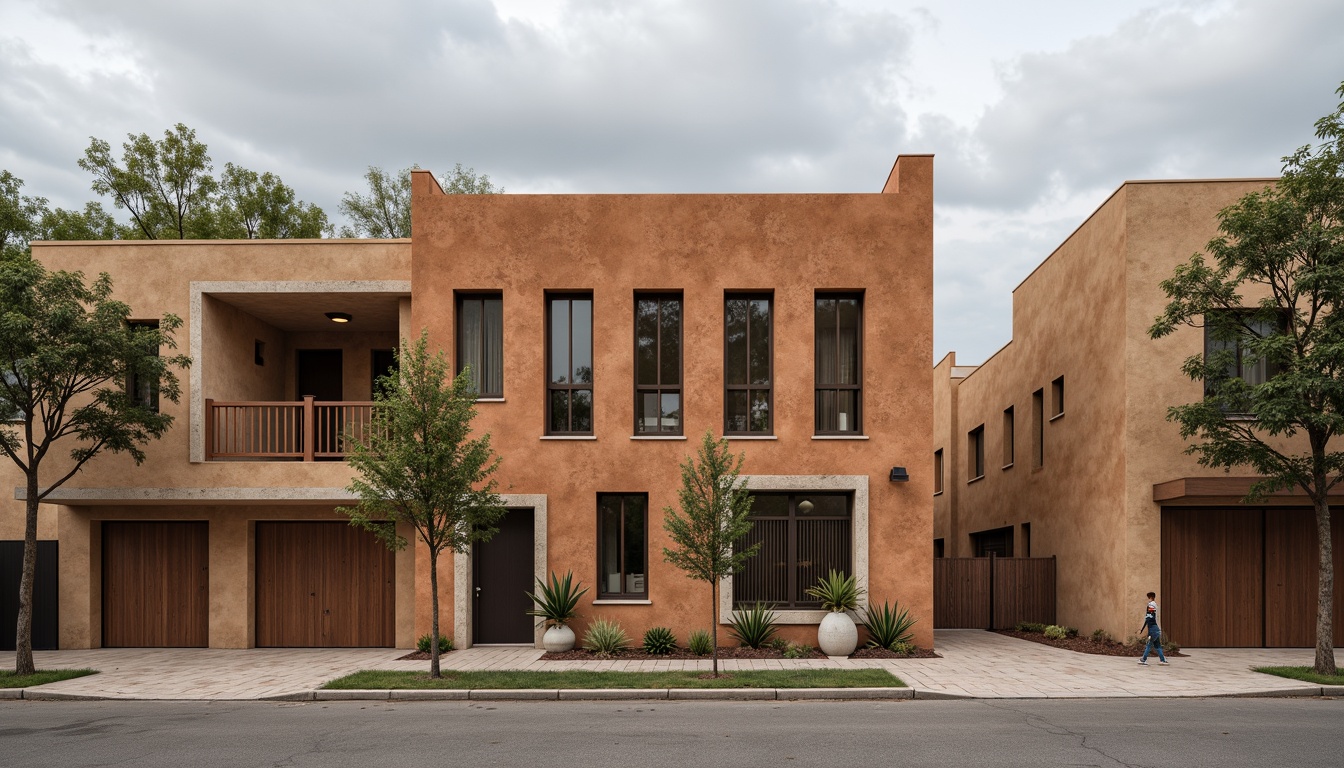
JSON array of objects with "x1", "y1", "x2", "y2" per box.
[{"x1": 21, "y1": 629, "x2": 1320, "y2": 700}]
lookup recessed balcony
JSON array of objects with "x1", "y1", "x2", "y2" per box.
[{"x1": 205, "y1": 396, "x2": 377, "y2": 461}]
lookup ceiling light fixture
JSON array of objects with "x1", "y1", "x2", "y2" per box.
[{"x1": 325, "y1": 312, "x2": 352, "y2": 324}]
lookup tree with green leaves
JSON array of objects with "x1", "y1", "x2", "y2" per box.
[
  {"x1": 662, "y1": 430, "x2": 760, "y2": 676},
  {"x1": 0, "y1": 171, "x2": 48, "y2": 258},
  {"x1": 0, "y1": 251, "x2": 190, "y2": 675},
  {"x1": 338, "y1": 331, "x2": 505, "y2": 677},
  {"x1": 79, "y1": 123, "x2": 218, "y2": 239},
  {"x1": 215, "y1": 163, "x2": 329, "y2": 239},
  {"x1": 1149, "y1": 82, "x2": 1344, "y2": 676},
  {"x1": 338, "y1": 163, "x2": 502, "y2": 238}
]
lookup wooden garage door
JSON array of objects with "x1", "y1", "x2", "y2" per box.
[
  {"x1": 1161, "y1": 508, "x2": 1263, "y2": 648},
  {"x1": 103, "y1": 522, "x2": 209, "y2": 647},
  {"x1": 1265, "y1": 508, "x2": 1344, "y2": 647},
  {"x1": 255, "y1": 522, "x2": 394, "y2": 647}
]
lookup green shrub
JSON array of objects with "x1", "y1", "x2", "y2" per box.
[
  {"x1": 642, "y1": 626, "x2": 677, "y2": 655},
  {"x1": 688, "y1": 629, "x2": 713, "y2": 656},
  {"x1": 1015, "y1": 621, "x2": 1047, "y2": 633},
  {"x1": 1043, "y1": 624, "x2": 1069, "y2": 640},
  {"x1": 889, "y1": 641, "x2": 916, "y2": 656},
  {"x1": 526, "y1": 570, "x2": 589, "y2": 628},
  {"x1": 767, "y1": 636, "x2": 790, "y2": 652},
  {"x1": 782, "y1": 642, "x2": 815, "y2": 659},
  {"x1": 804, "y1": 570, "x2": 865, "y2": 612},
  {"x1": 417, "y1": 634, "x2": 454, "y2": 654},
  {"x1": 1065, "y1": 626, "x2": 1079, "y2": 638},
  {"x1": 582, "y1": 618, "x2": 629, "y2": 655},
  {"x1": 728, "y1": 603, "x2": 781, "y2": 649},
  {"x1": 863, "y1": 600, "x2": 917, "y2": 650},
  {"x1": 1091, "y1": 628, "x2": 1113, "y2": 643}
]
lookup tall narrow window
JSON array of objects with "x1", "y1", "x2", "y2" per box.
[
  {"x1": 1032, "y1": 388, "x2": 1044, "y2": 468},
  {"x1": 127, "y1": 320, "x2": 160, "y2": 413},
  {"x1": 1002, "y1": 406, "x2": 1015, "y2": 467},
  {"x1": 1020, "y1": 522, "x2": 1032, "y2": 558},
  {"x1": 546, "y1": 293, "x2": 593, "y2": 434},
  {"x1": 815, "y1": 293, "x2": 862, "y2": 434},
  {"x1": 457, "y1": 293, "x2": 504, "y2": 398},
  {"x1": 634, "y1": 294, "x2": 682, "y2": 435},
  {"x1": 933, "y1": 449, "x2": 944, "y2": 495},
  {"x1": 968, "y1": 425, "x2": 985, "y2": 480},
  {"x1": 1051, "y1": 376, "x2": 1065, "y2": 418},
  {"x1": 598, "y1": 494, "x2": 647, "y2": 598},
  {"x1": 725, "y1": 294, "x2": 772, "y2": 434}
]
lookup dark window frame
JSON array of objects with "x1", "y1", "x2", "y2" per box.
[
  {"x1": 597, "y1": 493, "x2": 649, "y2": 600},
  {"x1": 933, "y1": 449, "x2": 944, "y2": 495},
  {"x1": 968, "y1": 425, "x2": 985, "y2": 480},
  {"x1": 723, "y1": 292, "x2": 774, "y2": 436},
  {"x1": 814, "y1": 291, "x2": 863, "y2": 435},
  {"x1": 126, "y1": 320, "x2": 160, "y2": 413},
  {"x1": 545, "y1": 291, "x2": 594, "y2": 435},
  {"x1": 1031, "y1": 388, "x2": 1044, "y2": 469},
  {"x1": 1050, "y1": 376, "x2": 1065, "y2": 419},
  {"x1": 1202, "y1": 310, "x2": 1289, "y2": 399},
  {"x1": 1002, "y1": 406, "x2": 1015, "y2": 468},
  {"x1": 456, "y1": 291, "x2": 505, "y2": 399},
  {"x1": 972, "y1": 526, "x2": 1014, "y2": 558},
  {"x1": 633, "y1": 292, "x2": 683, "y2": 435},
  {"x1": 733, "y1": 492, "x2": 853, "y2": 609}
]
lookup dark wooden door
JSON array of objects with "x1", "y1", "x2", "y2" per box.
[
  {"x1": 103, "y1": 522, "x2": 209, "y2": 647},
  {"x1": 296, "y1": 349, "x2": 343, "y2": 400},
  {"x1": 371, "y1": 349, "x2": 397, "y2": 395},
  {"x1": 473, "y1": 508, "x2": 534, "y2": 644},
  {"x1": 1161, "y1": 508, "x2": 1263, "y2": 647},
  {"x1": 1, "y1": 541, "x2": 58, "y2": 651},
  {"x1": 255, "y1": 522, "x2": 395, "y2": 647}
]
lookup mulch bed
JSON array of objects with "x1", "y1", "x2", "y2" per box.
[
  {"x1": 850, "y1": 646, "x2": 941, "y2": 659},
  {"x1": 995, "y1": 630, "x2": 1187, "y2": 657},
  {"x1": 396, "y1": 650, "x2": 456, "y2": 661},
  {"x1": 541, "y1": 646, "x2": 828, "y2": 661}
]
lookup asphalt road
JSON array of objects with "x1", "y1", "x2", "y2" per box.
[{"x1": 2, "y1": 698, "x2": 1341, "y2": 767}]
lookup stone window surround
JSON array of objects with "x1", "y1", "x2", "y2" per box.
[
  {"x1": 719, "y1": 474, "x2": 869, "y2": 625},
  {"x1": 188, "y1": 280, "x2": 412, "y2": 463},
  {"x1": 453, "y1": 494, "x2": 548, "y2": 650}
]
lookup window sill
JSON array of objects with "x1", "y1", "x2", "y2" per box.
[
  {"x1": 630, "y1": 435, "x2": 687, "y2": 441},
  {"x1": 539, "y1": 435, "x2": 597, "y2": 441},
  {"x1": 722, "y1": 609, "x2": 839, "y2": 625},
  {"x1": 1049, "y1": 412, "x2": 1065, "y2": 422},
  {"x1": 811, "y1": 435, "x2": 869, "y2": 440},
  {"x1": 933, "y1": 490, "x2": 944, "y2": 497},
  {"x1": 475, "y1": 397, "x2": 506, "y2": 403},
  {"x1": 967, "y1": 475, "x2": 985, "y2": 484},
  {"x1": 725, "y1": 435, "x2": 777, "y2": 440},
  {"x1": 592, "y1": 599, "x2": 652, "y2": 605},
  {"x1": 1001, "y1": 462, "x2": 1014, "y2": 471}
]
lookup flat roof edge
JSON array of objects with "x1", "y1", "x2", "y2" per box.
[{"x1": 31, "y1": 238, "x2": 411, "y2": 247}]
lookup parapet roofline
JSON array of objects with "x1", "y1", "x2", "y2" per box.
[{"x1": 31, "y1": 238, "x2": 411, "y2": 247}]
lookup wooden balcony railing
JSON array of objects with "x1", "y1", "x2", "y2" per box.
[{"x1": 204, "y1": 397, "x2": 377, "y2": 461}]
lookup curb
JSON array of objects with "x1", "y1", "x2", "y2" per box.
[
  {"x1": 1207, "y1": 686, "x2": 1323, "y2": 699},
  {"x1": 1321, "y1": 685, "x2": 1344, "y2": 696}
]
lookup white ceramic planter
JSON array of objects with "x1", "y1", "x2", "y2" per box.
[
  {"x1": 817, "y1": 611, "x2": 858, "y2": 656},
  {"x1": 543, "y1": 624, "x2": 575, "y2": 652}
]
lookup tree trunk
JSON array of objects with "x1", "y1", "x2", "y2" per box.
[
  {"x1": 14, "y1": 473, "x2": 39, "y2": 676},
  {"x1": 1313, "y1": 494, "x2": 1336, "y2": 676},
  {"x1": 429, "y1": 552, "x2": 441, "y2": 679},
  {"x1": 710, "y1": 580, "x2": 719, "y2": 677}
]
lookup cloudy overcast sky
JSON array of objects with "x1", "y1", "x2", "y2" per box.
[{"x1": 1, "y1": 0, "x2": 1341, "y2": 362}]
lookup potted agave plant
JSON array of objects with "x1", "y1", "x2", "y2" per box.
[
  {"x1": 526, "y1": 570, "x2": 589, "y2": 652},
  {"x1": 806, "y1": 569, "x2": 865, "y2": 657}
]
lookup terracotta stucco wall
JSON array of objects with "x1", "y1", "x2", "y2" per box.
[
  {"x1": 409, "y1": 156, "x2": 935, "y2": 647},
  {"x1": 201, "y1": 295, "x2": 289, "y2": 403},
  {"x1": 945, "y1": 187, "x2": 1131, "y2": 636}
]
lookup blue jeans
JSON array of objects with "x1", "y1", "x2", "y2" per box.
[{"x1": 1141, "y1": 630, "x2": 1167, "y2": 662}]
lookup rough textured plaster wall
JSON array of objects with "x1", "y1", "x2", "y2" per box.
[
  {"x1": 932, "y1": 353, "x2": 957, "y2": 547},
  {"x1": 410, "y1": 157, "x2": 934, "y2": 647},
  {"x1": 949, "y1": 188, "x2": 1130, "y2": 637},
  {"x1": 202, "y1": 295, "x2": 288, "y2": 403}
]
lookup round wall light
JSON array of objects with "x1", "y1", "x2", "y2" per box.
[{"x1": 325, "y1": 312, "x2": 352, "y2": 323}]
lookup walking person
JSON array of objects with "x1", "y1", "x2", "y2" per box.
[{"x1": 1137, "y1": 591, "x2": 1168, "y2": 666}]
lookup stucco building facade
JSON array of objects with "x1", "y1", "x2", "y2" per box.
[
  {"x1": 3, "y1": 155, "x2": 934, "y2": 651},
  {"x1": 934, "y1": 178, "x2": 1344, "y2": 647}
]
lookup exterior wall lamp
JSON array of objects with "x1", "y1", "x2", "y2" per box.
[{"x1": 889, "y1": 467, "x2": 910, "y2": 482}]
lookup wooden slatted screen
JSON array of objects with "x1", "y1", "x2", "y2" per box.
[
  {"x1": 933, "y1": 557, "x2": 992, "y2": 629},
  {"x1": 992, "y1": 557, "x2": 1057, "y2": 630},
  {"x1": 102, "y1": 522, "x2": 209, "y2": 647}
]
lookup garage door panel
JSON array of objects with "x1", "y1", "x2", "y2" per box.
[
  {"x1": 1265, "y1": 509, "x2": 1316, "y2": 647},
  {"x1": 255, "y1": 522, "x2": 393, "y2": 647},
  {"x1": 1162, "y1": 508, "x2": 1262, "y2": 648},
  {"x1": 102, "y1": 522, "x2": 208, "y2": 648}
]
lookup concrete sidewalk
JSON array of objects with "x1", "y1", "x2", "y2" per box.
[{"x1": 9, "y1": 629, "x2": 1332, "y2": 701}]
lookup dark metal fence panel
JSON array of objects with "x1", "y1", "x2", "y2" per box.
[{"x1": 1, "y1": 540, "x2": 59, "y2": 650}]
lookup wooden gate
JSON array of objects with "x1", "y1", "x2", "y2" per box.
[{"x1": 934, "y1": 556, "x2": 1056, "y2": 629}]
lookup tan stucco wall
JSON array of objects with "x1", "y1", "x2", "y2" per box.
[
  {"x1": 410, "y1": 156, "x2": 935, "y2": 647},
  {"x1": 932, "y1": 352, "x2": 958, "y2": 548},
  {"x1": 201, "y1": 294, "x2": 289, "y2": 403}
]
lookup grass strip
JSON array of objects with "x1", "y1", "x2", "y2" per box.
[
  {"x1": 325, "y1": 668, "x2": 903, "y2": 690},
  {"x1": 1253, "y1": 666, "x2": 1344, "y2": 686},
  {"x1": 0, "y1": 669, "x2": 98, "y2": 688}
]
